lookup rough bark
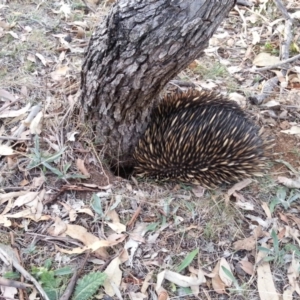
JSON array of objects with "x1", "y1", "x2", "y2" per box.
[{"x1": 81, "y1": 0, "x2": 236, "y2": 165}]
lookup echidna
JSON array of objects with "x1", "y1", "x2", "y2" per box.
[{"x1": 133, "y1": 89, "x2": 270, "y2": 188}]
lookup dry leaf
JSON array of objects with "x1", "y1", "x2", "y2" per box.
[
  {"x1": 0, "y1": 215, "x2": 12, "y2": 227},
  {"x1": 283, "y1": 286, "x2": 295, "y2": 300},
  {"x1": 279, "y1": 212, "x2": 289, "y2": 224},
  {"x1": 287, "y1": 254, "x2": 300, "y2": 294},
  {"x1": 0, "y1": 145, "x2": 14, "y2": 156},
  {"x1": 128, "y1": 292, "x2": 148, "y2": 300},
  {"x1": 277, "y1": 176, "x2": 300, "y2": 189},
  {"x1": 76, "y1": 159, "x2": 90, "y2": 177},
  {"x1": 59, "y1": 202, "x2": 77, "y2": 222},
  {"x1": 48, "y1": 217, "x2": 68, "y2": 236},
  {"x1": 211, "y1": 261, "x2": 226, "y2": 294},
  {"x1": 50, "y1": 65, "x2": 69, "y2": 81},
  {"x1": 77, "y1": 207, "x2": 94, "y2": 217},
  {"x1": 107, "y1": 209, "x2": 120, "y2": 223},
  {"x1": 234, "y1": 236, "x2": 256, "y2": 251},
  {"x1": 162, "y1": 270, "x2": 205, "y2": 287},
  {"x1": 287, "y1": 214, "x2": 300, "y2": 230},
  {"x1": 281, "y1": 126, "x2": 300, "y2": 136},
  {"x1": 253, "y1": 53, "x2": 280, "y2": 67},
  {"x1": 227, "y1": 178, "x2": 252, "y2": 196},
  {"x1": 106, "y1": 222, "x2": 126, "y2": 234},
  {"x1": 256, "y1": 245, "x2": 279, "y2": 300},
  {"x1": 0, "y1": 103, "x2": 31, "y2": 118},
  {"x1": 261, "y1": 202, "x2": 272, "y2": 218},
  {"x1": 252, "y1": 31, "x2": 260, "y2": 45},
  {"x1": 192, "y1": 185, "x2": 205, "y2": 198},
  {"x1": 103, "y1": 256, "x2": 122, "y2": 296},
  {"x1": 35, "y1": 53, "x2": 47, "y2": 66},
  {"x1": 0, "y1": 89, "x2": 16, "y2": 101},
  {"x1": 66, "y1": 131, "x2": 78, "y2": 141},
  {"x1": 141, "y1": 271, "x2": 153, "y2": 294},
  {"x1": 8, "y1": 31, "x2": 18, "y2": 39},
  {"x1": 238, "y1": 260, "x2": 254, "y2": 275},
  {"x1": 219, "y1": 258, "x2": 232, "y2": 287},
  {"x1": 30, "y1": 111, "x2": 43, "y2": 134}
]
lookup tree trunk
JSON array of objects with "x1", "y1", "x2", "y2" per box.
[{"x1": 80, "y1": 0, "x2": 236, "y2": 166}]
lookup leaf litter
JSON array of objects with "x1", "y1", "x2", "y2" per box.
[{"x1": 0, "y1": 0, "x2": 300, "y2": 299}]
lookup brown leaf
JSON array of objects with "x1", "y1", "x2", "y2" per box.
[
  {"x1": 76, "y1": 159, "x2": 90, "y2": 177},
  {"x1": 287, "y1": 214, "x2": 300, "y2": 230},
  {"x1": 238, "y1": 260, "x2": 254, "y2": 275},
  {"x1": 278, "y1": 227, "x2": 286, "y2": 239},
  {"x1": 279, "y1": 212, "x2": 289, "y2": 224},
  {"x1": 211, "y1": 261, "x2": 227, "y2": 294},
  {"x1": 261, "y1": 202, "x2": 272, "y2": 218},
  {"x1": 227, "y1": 178, "x2": 252, "y2": 196},
  {"x1": 234, "y1": 236, "x2": 256, "y2": 251}
]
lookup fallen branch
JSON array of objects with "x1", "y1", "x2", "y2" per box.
[{"x1": 251, "y1": 53, "x2": 300, "y2": 72}]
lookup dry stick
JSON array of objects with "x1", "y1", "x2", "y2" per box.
[
  {"x1": 250, "y1": 1, "x2": 296, "y2": 104},
  {"x1": 11, "y1": 233, "x2": 25, "y2": 300},
  {"x1": 251, "y1": 53, "x2": 300, "y2": 72},
  {"x1": 0, "y1": 277, "x2": 32, "y2": 289},
  {"x1": 0, "y1": 246, "x2": 50, "y2": 300},
  {"x1": 273, "y1": 0, "x2": 294, "y2": 98},
  {"x1": 0, "y1": 99, "x2": 20, "y2": 113},
  {"x1": 274, "y1": 0, "x2": 291, "y2": 20},
  {"x1": 0, "y1": 136, "x2": 31, "y2": 141},
  {"x1": 235, "y1": 5, "x2": 247, "y2": 37},
  {"x1": 236, "y1": 0, "x2": 253, "y2": 7},
  {"x1": 59, "y1": 251, "x2": 91, "y2": 300},
  {"x1": 249, "y1": 77, "x2": 279, "y2": 105}
]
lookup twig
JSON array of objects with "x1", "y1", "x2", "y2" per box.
[
  {"x1": 0, "y1": 245, "x2": 50, "y2": 300},
  {"x1": 236, "y1": 0, "x2": 253, "y2": 7},
  {"x1": 248, "y1": 77, "x2": 279, "y2": 105},
  {"x1": 0, "y1": 99, "x2": 20, "y2": 113},
  {"x1": 0, "y1": 277, "x2": 32, "y2": 289},
  {"x1": 251, "y1": 53, "x2": 300, "y2": 72},
  {"x1": 0, "y1": 136, "x2": 31, "y2": 141},
  {"x1": 59, "y1": 251, "x2": 91, "y2": 300},
  {"x1": 244, "y1": 6, "x2": 269, "y2": 23},
  {"x1": 274, "y1": 0, "x2": 293, "y2": 79},
  {"x1": 274, "y1": 0, "x2": 291, "y2": 20},
  {"x1": 234, "y1": 5, "x2": 248, "y2": 37}
]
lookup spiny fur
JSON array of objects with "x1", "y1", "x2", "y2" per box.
[{"x1": 133, "y1": 89, "x2": 270, "y2": 188}]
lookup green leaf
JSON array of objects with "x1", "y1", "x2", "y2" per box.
[
  {"x1": 146, "y1": 222, "x2": 159, "y2": 232},
  {"x1": 72, "y1": 272, "x2": 107, "y2": 300},
  {"x1": 91, "y1": 194, "x2": 104, "y2": 216},
  {"x1": 54, "y1": 266, "x2": 73, "y2": 276},
  {"x1": 263, "y1": 256, "x2": 275, "y2": 262},
  {"x1": 178, "y1": 287, "x2": 192, "y2": 296},
  {"x1": 4, "y1": 271, "x2": 20, "y2": 280},
  {"x1": 184, "y1": 201, "x2": 194, "y2": 212},
  {"x1": 271, "y1": 229, "x2": 279, "y2": 254},
  {"x1": 258, "y1": 246, "x2": 271, "y2": 253},
  {"x1": 63, "y1": 162, "x2": 72, "y2": 173},
  {"x1": 44, "y1": 286, "x2": 61, "y2": 300},
  {"x1": 177, "y1": 249, "x2": 198, "y2": 273},
  {"x1": 44, "y1": 258, "x2": 52, "y2": 270},
  {"x1": 42, "y1": 162, "x2": 63, "y2": 177},
  {"x1": 277, "y1": 187, "x2": 287, "y2": 202},
  {"x1": 221, "y1": 266, "x2": 240, "y2": 290}
]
